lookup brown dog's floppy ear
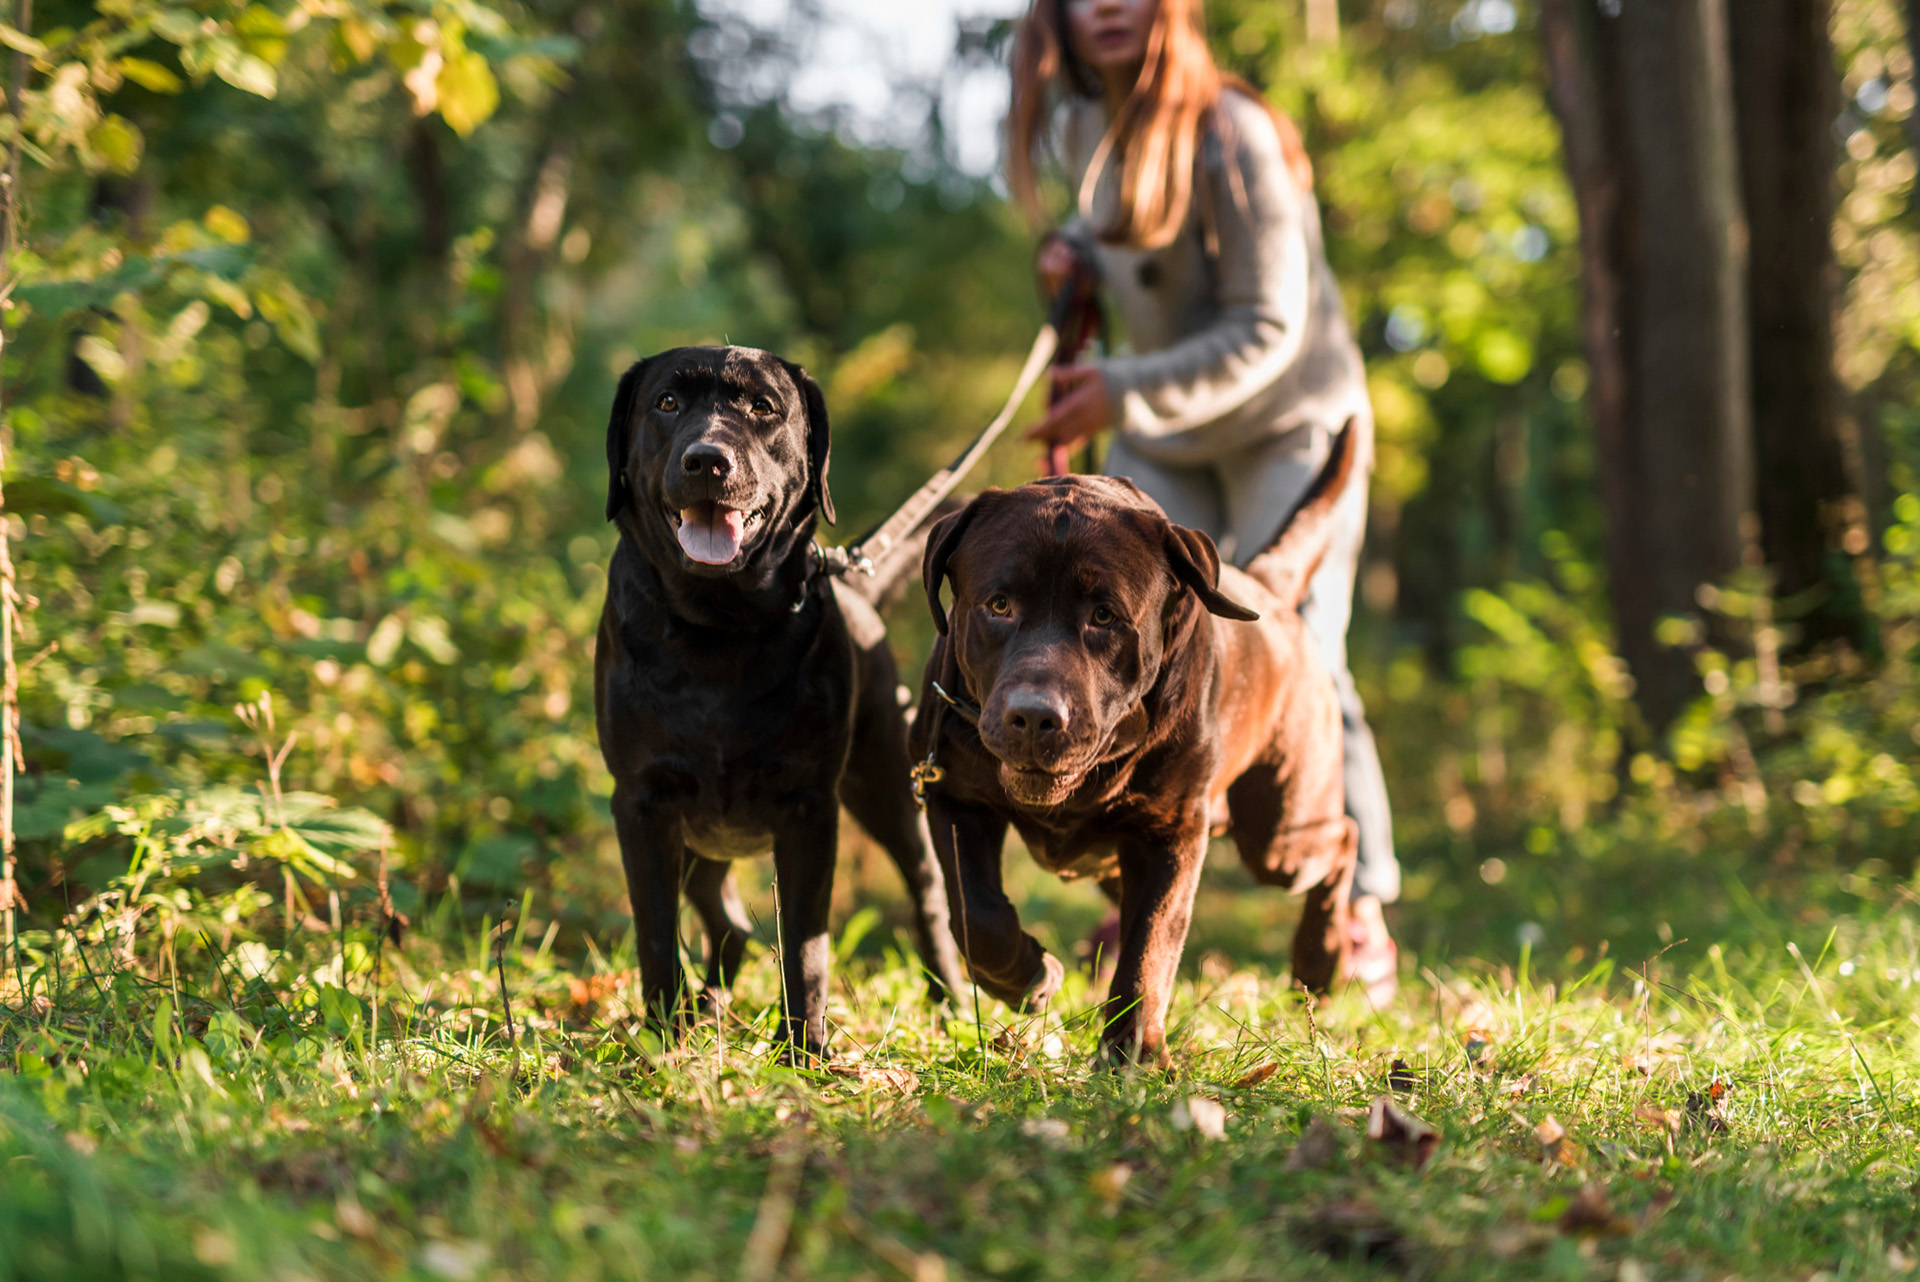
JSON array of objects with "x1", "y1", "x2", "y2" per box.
[
  {"x1": 922, "y1": 499, "x2": 983, "y2": 635},
  {"x1": 604, "y1": 358, "x2": 652, "y2": 522},
  {"x1": 780, "y1": 359, "x2": 835, "y2": 526},
  {"x1": 1165, "y1": 524, "x2": 1261, "y2": 621}
]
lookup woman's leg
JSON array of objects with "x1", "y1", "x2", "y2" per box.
[
  {"x1": 1103, "y1": 433, "x2": 1228, "y2": 543},
  {"x1": 1220, "y1": 432, "x2": 1400, "y2": 906}
]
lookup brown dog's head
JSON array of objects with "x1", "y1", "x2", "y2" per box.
[
  {"x1": 605, "y1": 346, "x2": 833, "y2": 577},
  {"x1": 923, "y1": 476, "x2": 1257, "y2": 807}
]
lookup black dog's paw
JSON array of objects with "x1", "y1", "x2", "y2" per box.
[{"x1": 922, "y1": 967, "x2": 953, "y2": 1009}]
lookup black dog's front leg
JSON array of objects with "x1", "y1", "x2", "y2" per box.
[
  {"x1": 926, "y1": 798, "x2": 1064, "y2": 1011},
  {"x1": 612, "y1": 782, "x2": 689, "y2": 1033},
  {"x1": 771, "y1": 801, "x2": 837, "y2": 1058}
]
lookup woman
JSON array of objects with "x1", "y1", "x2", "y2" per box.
[{"x1": 1008, "y1": 0, "x2": 1401, "y2": 1000}]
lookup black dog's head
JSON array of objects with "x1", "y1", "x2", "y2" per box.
[
  {"x1": 922, "y1": 476, "x2": 1257, "y2": 807},
  {"x1": 605, "y1": 346, "x2": 833, "y2": 576}
]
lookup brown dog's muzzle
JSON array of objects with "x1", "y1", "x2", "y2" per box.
[
  {"x1": 976, "y1": 660, "x2": 1106, "y2": 806},
  {"x1": 996, "y1": 685, "x2": 1070, "y2": 760}
]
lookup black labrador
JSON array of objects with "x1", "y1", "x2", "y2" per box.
[{"x1": 596, "y1": 345, "x2": 965, "y2": 1057}]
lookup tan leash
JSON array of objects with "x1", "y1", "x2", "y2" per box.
[{"x1": 817, "y1": 287, "x2": 1077, "y2": 579}]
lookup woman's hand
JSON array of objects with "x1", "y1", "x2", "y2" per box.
[
  {"x1": 1024, "y1": 364, "x2": 1114, "y2": 453},
  {"x1": 1035, "y1": 234, "x2": 1077, "y2": 300}
]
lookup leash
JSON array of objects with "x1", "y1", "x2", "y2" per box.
[
  {"x1": 816, "y1": 277, "x2": 1087, "y2": 580},
  {"x1": 1040, "y1": 255, "x2": 1105, "y2": 479}
]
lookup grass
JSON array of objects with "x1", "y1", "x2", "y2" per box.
[{"x1": 5, "y1": 842, "x2": 1920, "y2": 1281}]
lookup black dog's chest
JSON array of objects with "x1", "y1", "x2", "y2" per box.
[{"x1": 599, "y1": 594, "x2": 856, "y2": 834}]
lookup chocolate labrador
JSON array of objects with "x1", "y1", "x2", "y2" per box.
[
  {"x1": 910, "y1": 423, "x2": 1363, "y2": 1064},
  {"x1": 596, "y1": 345, "x2": 965, "y2": 1057}
]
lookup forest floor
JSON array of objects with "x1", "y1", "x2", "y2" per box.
[{"x1": 4, "y1": 847, "x2": 1920, "y2": 1282}]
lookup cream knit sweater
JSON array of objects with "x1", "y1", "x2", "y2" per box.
[{"x1": 1058, "y1": 89, "x2": 1371, "y2": 466}]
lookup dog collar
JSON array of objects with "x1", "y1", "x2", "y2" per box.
[{"x1": 909, "y1": 679, "x2": 982, "y2": 807}]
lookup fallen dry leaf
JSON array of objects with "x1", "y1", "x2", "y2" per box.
[
  {"x1": 1088, "y1": 1162, "x2": 1134, "y2": 1213},
  {"x1": 1534, "y1": 1114, "x2": 1581, "y2": 1167},
  {"x1": 1171, "y1": 1096, "x2": 1228, "y2": 1141},
  {"x1": 1685, "y1": 1086, "x2": 1731, "y2": 1135},
  {"x1": 335, "y1": 1195, "x2": 377, "y2": 1240},
  {"x1": 1387, "y1": 1058, "x2": 1420, "y2": 1093},
  {"x1": 1633, "y1": 1105, "x2": 1684, "y2": 1139},
  {"x1": 1020, "y1": 1117, "x2": 1070, "y2": 1147},
  {"x1": 826, "y1": 1058, "x2": 920, "y2": 1095},
  {"x1": 1556, "y1": 1184, "x2": 1633, "y2": 1237},
  {"x1": 568, "y1": 969, "x2": 636, "y2": 1012},
  {"x1": 1234, "y1": 1061, "x2": 1280, "y2": 1089},
  {"x1": 1365, "y1": 1095, "x2": 1440, "y2": 1170},
  {"x1": 1284, "y1": 1116, "x2": 1341, "y2": 1172}
]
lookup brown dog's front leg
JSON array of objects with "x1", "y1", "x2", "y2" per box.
[
  {"x1": 1289, "y1": 817, "x2": 1357, "y2": 997},
  {"x1": 612, "y1": 783, "x2": 691, "y2": 1034},
  {"x1": 771, "y1": 803, "x2": 837, "y2": 1059},
  {"x1": 1102, "y1": 828, "x2": 1208, "y2": 1066},
  {"x1": 927, "y1": 799, "x2": 1064, "y2": 1011}
]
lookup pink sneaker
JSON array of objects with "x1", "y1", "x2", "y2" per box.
[{"x1": 1341, "y1": 895, "x2": 1399, "y2": 1006}]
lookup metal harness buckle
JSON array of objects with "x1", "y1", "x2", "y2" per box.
[{"x1": 908, "y1": 755, "x2": 945, "y2": 808}]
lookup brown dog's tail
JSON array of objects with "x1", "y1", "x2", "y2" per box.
[
  {"x1": 1244, "y1": 417, "x2": 1367, "y2": 611},
  {"x1": 839, "y1": 495, "x2": 968, "y2": 613}
]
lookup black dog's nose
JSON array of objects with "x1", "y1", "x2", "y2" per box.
[
  {"x1": 1002, "y1": 688, "x2": 1069, "y2": 749},
  {"x1": 681, "y1": 442, "x2": 734, "y2": 479}
]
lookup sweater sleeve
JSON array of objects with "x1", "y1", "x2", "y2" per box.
[{"x1": 1097, "y1": 94, "x2": 1313, "y2": 440}]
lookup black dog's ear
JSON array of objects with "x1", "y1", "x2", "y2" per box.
[
  {"x1": 604, "y1": 358, "x2": 652, "y2": 522},
  {"x1": 922, "y1": 498, "x2": 985, "y2": 636},
  {"x1": 1165, "y1": 524, "x2": 1261, "y2": 621},
  {"x1": 780, "y1": 359, "x2": 835, "y2": 526}
]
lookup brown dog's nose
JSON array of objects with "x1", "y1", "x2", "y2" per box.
[
  {"x1": 1001, "y1": 688, "x2": 1069, "y2": 754},
  {"x1": 682, "y1": 441, "x2": 734, "y2": 479}
]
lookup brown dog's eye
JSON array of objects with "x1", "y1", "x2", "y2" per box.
[
  {"x1": 750, "y1": 395, "x2": 775, "y2": 415},
  {"x1": 987, "y1": 594, "x2": 1013, "y2": 617},
  {"x1": 655, "y1": 392, "x2": 679, "y2": 412},
  {"x1": 1090, "y1": 605, "x2": 1116, "y2": 627}
]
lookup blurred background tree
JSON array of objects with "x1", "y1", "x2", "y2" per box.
[{"x1": 6, "y1": 0, "x2": 1920, "y2": 981}]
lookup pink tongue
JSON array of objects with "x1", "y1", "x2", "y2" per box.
[{"x1": 677, "y1": 503, "x2": 745, "y2": 565}]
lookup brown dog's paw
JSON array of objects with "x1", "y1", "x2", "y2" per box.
[
  {"x1": 1093, "y1": 1025, "x2": 1173, "y2": 1072},
  {"x1": 1020, "y1": 951, "x2": 1067, "y2": 1014}
]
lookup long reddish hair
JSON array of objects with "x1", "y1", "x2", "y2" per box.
[{"x1": 1007, "y1": 0, "x2": 1313, "y2": 251}]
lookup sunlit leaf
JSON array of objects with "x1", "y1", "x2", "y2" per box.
[
  {"x1": 118, "y1": 57, "x2": 184, "y2": 93},
  {"x1": 203, "y1": 204, "x2": 250, "y2": 245},
  {"x1": 87, "y1": 113, "x2": 142, "y2": 174},
  {"x1": 0, "y1": 22, "x2": 46, "y2": 58},
  {"x1": 435, "y1": 47, "x2": 498, "y2": 137},
  {"x1": 213, "y1": 46, "x2": 276, "y2": 98}
]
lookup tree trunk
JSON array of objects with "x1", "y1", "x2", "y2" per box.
[
  {"x1": 1909, "y1": 0, "x2": 1920, "y2": 162},
  {"x1": 1729, "y1": 0, "x2": 1871, "y2": 651},
  {"x1": 1543, "y1": 0, "x2": 1758, "y2": 732},
  {"x1": 1540, "y1": 0, "x2": 1640, "y2": 711}
]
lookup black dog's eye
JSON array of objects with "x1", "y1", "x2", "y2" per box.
[
  {"x1": 750, "y1": 395, "x2": 775, "y2": 415},
  {"x1": 1090, "y1": 605, "x2": 1116, "y2": 627},
  {"x1": 987, "y1": 594, "x2": 1013, "y2": 617},
  {"x1": 655, "y1": 392, "x2": 679, "y2": 412}
]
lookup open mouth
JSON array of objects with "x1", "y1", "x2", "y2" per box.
[{"x1": 668, "y1": 500, "x2": 768, "y2": 566}]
